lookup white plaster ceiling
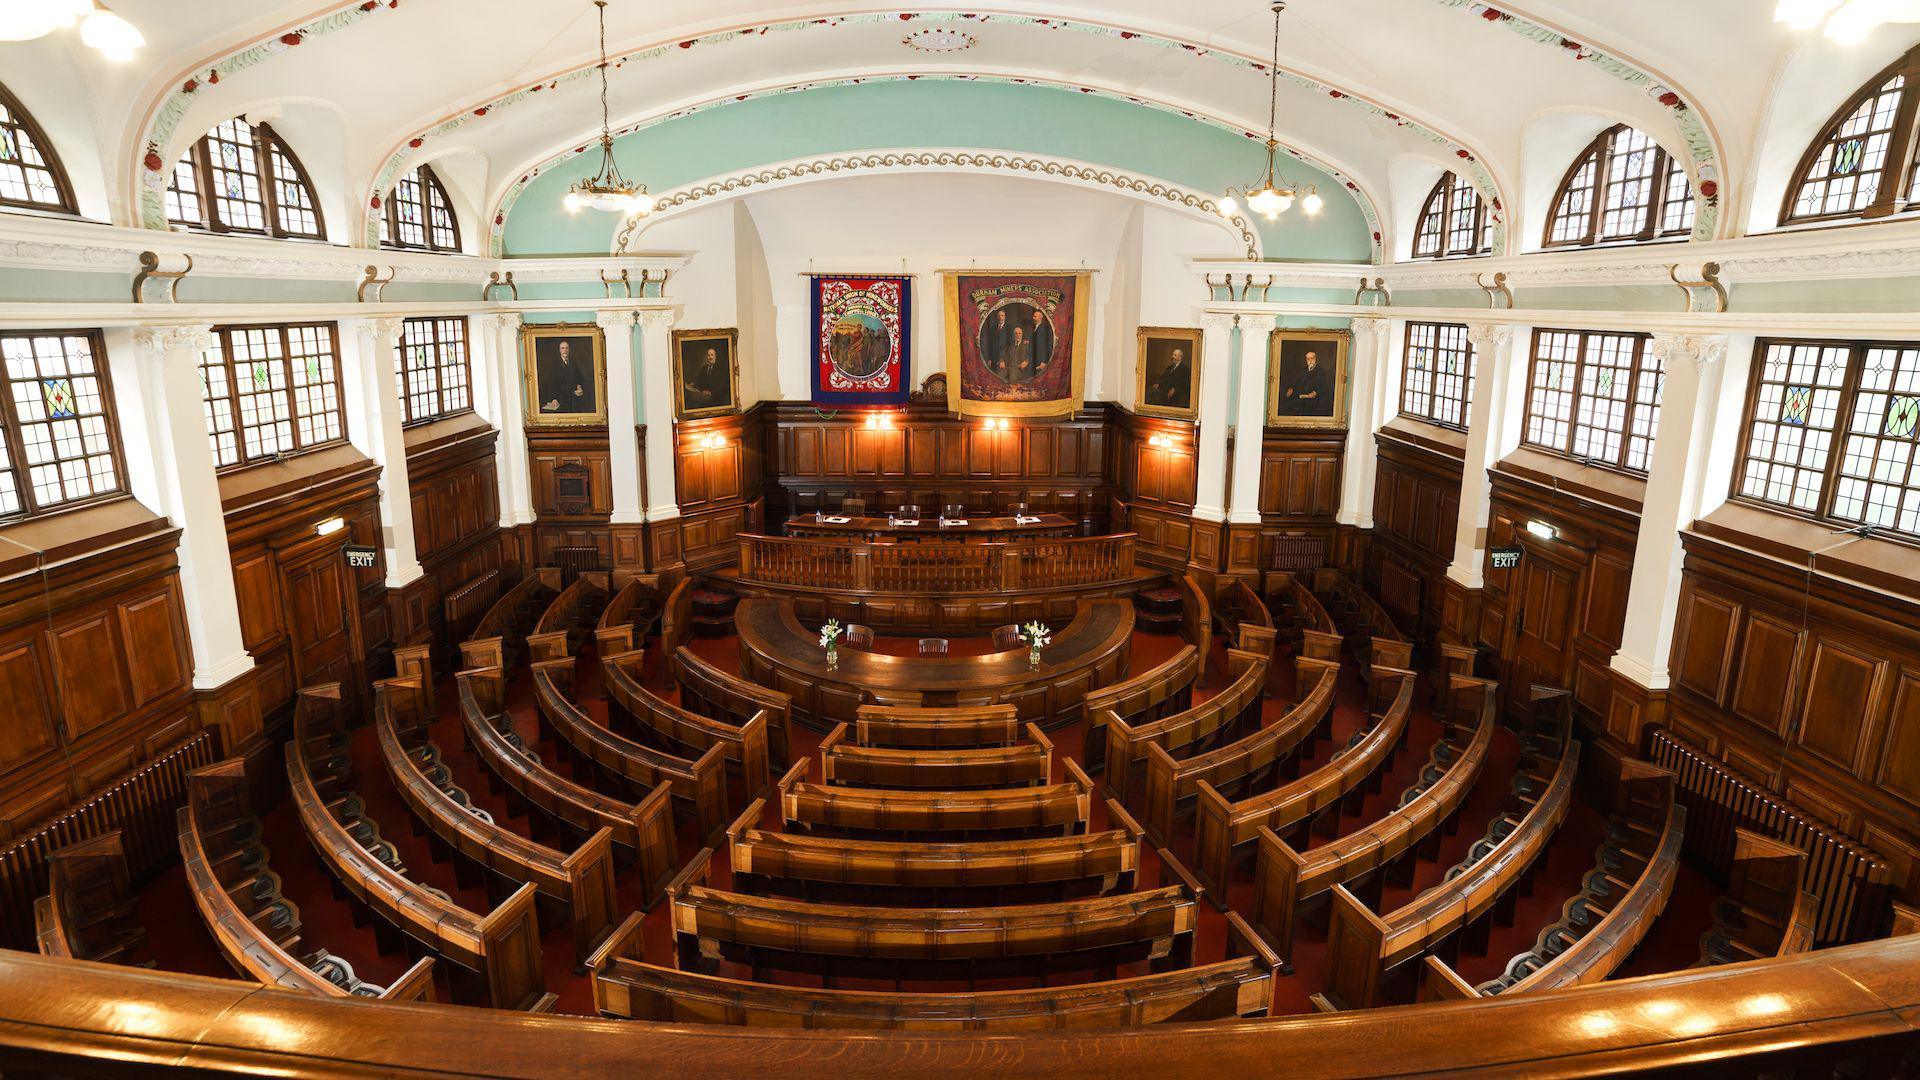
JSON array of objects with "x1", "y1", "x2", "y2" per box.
[{"x1": 1, "y1": 0, "x2": 1915, "y2": 254}]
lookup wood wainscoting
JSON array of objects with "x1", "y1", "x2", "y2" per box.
[
  {"x1": 1112, "y1": 409, "x2": 1198, "y2": 575},
  {"x1": 1369, "y1": 422, "x2": 1464, "y2": 648},
  {"x1": 1477, "y1": 450, "x2": 1641, "y2": 746},
  {"x1": 1664, "y1": 502, "x2": 1920, "y2": 903},
  {"x1": 527, "y1": 426, "x2": 615, "y2": 572},
  {"x1": 0, "y1": 500, "x2": 202, "y2": 847},
  {"x1": 675, "y1": 408, "x2": 765, "y2": 575},
  {"x1": 404, "y1": 415, "x2": 505, "y2": 653}
]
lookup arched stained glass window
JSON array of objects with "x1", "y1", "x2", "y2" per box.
[
  {"x1": 379, "y1": 164, "x2": 461, "y2": 252},
  {"x1": 1411, "y1": 172, "x2": 1491, "y2": 259},
  {"x1": 1784, "y1": 45, "x2": 1920, "y2": 225},
  {"x1": 165, "y1": 117, "x2": 326, "y2": 240},
  {"x1": 1544, "y1": 125, "x2": 1694, "y2": 248},
  {"x1": 0, "y1": 81, "x2": 77, "y2": 214}
]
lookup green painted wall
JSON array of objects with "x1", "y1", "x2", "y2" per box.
[{"x1": 502, "y1": 81, "x2": 1374, "y2": 262}]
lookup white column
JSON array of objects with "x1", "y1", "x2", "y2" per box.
[
  {"x1": 1610, "y1": 333, "x2": 1742, "y2": 690},
  {"x1": 1447, "y1": 322, "x2": 1528, "y2": 588},
  {"x1": 116, "y1": 326, "x2": 253, "y2": 689},
  {"x1": 1226, "y1": 315, "x2": 1277, "y2": 524},
  {"x1": 481, "y1": 312, "x2": 534, "y2": 528},
  {"x1": 636, "y1": 309, "x2": 681, "y2": 523},
  {"x1": 344, "y1": 316, "x2": 423, "y2": 587},
  {"x1": 1338, "y1": 316, "x2": 1395, "y2": 528},
  {"x1": 597, "y1": 310, "x2": 644, "y2": 525},
  {"x1": 1192, "y1": 312, "x2": 1238, "y2": 523}
]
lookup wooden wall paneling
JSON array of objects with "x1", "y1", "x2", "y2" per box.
[
  {"x1": 1369, "y1": 430, "x2": 1464, "y2": 645},
  {"x1": 1796, "y1": 638, "x2": 1889, "y2": 775}
]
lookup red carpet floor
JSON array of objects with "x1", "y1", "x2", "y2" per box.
[{"x1": 120, "y1": 623, "x2": 1723, "y2": 1018}]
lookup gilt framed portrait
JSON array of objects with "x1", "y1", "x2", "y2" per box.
[
  {"x1": 1135, "y1": 326, "x2": 1202, "y2": 421},
  {"x1": 522, "y1": 323, "x2": 606, "y2": 428},
  {"x1": 942, "y1": 270, "x2": 1091, "y2": 418},
  {"x1": 1267, "y1": 328, "x2": 1350, "y2": 429},
  {"x1": 672, "y1": 328, "x2": 740, "y2": 420}
]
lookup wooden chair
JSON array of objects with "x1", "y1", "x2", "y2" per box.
[
  {"x1": 942, "y1": 504, "x2": 965, "y2": 519},
  {"x1": 992, "y1": 624, "x2": 1023, "y2": 651},
  {"x1": 844, "y1": 624, "x2": 875, "y2": 650},
  {"x1": 918, "y1": 638, "x2": 950, "y2": 657},
  {"x1": 841, "y1": 497, "x2": 866, "y2": 515}
]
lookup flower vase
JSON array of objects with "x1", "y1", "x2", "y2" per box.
[
  {"x1": 826, "y1": 644, "x2": 839, "y2": 670},
  {"x1": 1028, "y1": 645, "x2": 1041, "y2": 669}
]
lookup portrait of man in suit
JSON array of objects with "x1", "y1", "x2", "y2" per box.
[
  {"x1": 1269, "y1": 332, "x2": 1349, "y2": 428},
  {"x1": 1136, "y1": 328, "x2": 1203, "y2": 419},
  {"x1": 672, "y1": 328, "x2": 740, "y2": 420},
  {"x1": 523, "y1": 326, "x2": 605, "y2": 426}
]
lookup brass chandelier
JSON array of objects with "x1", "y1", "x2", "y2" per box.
[
  {"x1": 565, "y1": 0, "x2": 654, "y2": 216},
  {"x1": 1219, "y1": 2, "x2": 1322, "y2": 222}
]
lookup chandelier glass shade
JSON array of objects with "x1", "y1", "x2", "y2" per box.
[
  {"x1": 0, "y1": 0, "x2": 143, "y2": 60},
  {"x1": 566, "y1": 0, "x2": 653, "y2": 217},
  {"x1": 1774, "y1": 0, "x2": 1920, "y2": 42},
  {"x1": 1219, "y1": 2, "x2": 1318, "y2": 223}
]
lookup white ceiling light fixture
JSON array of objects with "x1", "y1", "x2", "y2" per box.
[
  {"x1": 0, "y1": 0, "x2": 142, "y2": 59},
  {"x1": 564, "y1": 0, "x2": 654, "y2": 217},
  {"x1": 1218, "y1": 2, "x2": 1321, "y2": 222},
  {"x1": 1775, "y1": 0, "x2": 1920, "y2": 42}
]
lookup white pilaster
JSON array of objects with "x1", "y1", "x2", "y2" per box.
[
  {"x1": 115, "y1": 325, "x2": 253, "y2": 690},
  {"x1": 480, "y1": 313, "x2": 534, "y2": 528},
  {"x1": 597, "y1": 310, "x2": 644, "y2": 525},
  {"x1": 1227, "y1": 316, "x2": 1279, "y2": 524},
  {"x1": 636, "y1": 310, "x2": 681, "y2": 523},
  {"x1": 1610, "y1": 333, "x2": 1744, "y2": 691},
  {"x1": 1447, "y1": 322, "x2": 1527, "y2": 588},
  {"x1": 344, "y1": 316, "x2": 423, "y2": 587},
  {"x1": 1192, "y1": 312, "x2": 1238, "y2": 522},
  {"x1": 1337, "y1": 316, "x2": 1396, "y2": 528}
]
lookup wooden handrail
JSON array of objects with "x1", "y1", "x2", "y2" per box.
[{"x1": 735, "y1": 533, "x2": 1139, "y2": 594}]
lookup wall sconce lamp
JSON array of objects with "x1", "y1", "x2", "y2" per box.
[
  {"x1": 699, "y1": 434, "x2": 727, "y2": 449},
  {"x1": 866, "y1": 412, "x2": 896, "y2": 431},
  {"x1": 315, "y1": 516, "x2": 346, "y2": 537},
  {"x1": 1525, "y1": 519, "x2": 1558, "y2": 542},
  {"x1": 1148, "y1": 434, "x2": 1173, "y2": 449},
  {"x1": 981, "y1": 417, "x2": 1012, "y2": 432}
]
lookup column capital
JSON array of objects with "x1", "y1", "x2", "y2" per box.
[
  {"x1": 356, "y1": 316, "x2": 406, "y2": 347},
  {"x1": 1650, "y1": 332, "x2": 1728, "y2": 373},
  {"x1": 595, "y1": 309, "x2": 636, "y2": 332},
  {"x1": 477, "y1": 312, "x2": 521, "y2": 335},
  {"x1": 1466, "y1": 321, "x2": 1515, "y2": 354},
  {"x1": 1197, "y1": 311, "x2": 1238, "y2": 333},
  {"x1": 130, "y1": 324, "x2": 214, "y2": 361}
]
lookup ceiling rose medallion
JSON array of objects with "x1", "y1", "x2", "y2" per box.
[{"x1": 903, "y1": 26, "x2": 978, "y2": 52}]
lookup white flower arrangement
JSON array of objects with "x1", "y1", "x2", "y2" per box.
[
  {"x1": 1020, "y1": 621, "x2": 1051, "y2": 650},
  {"x1": 818, "y1": 619, "x2": 843, "y2": 649}
]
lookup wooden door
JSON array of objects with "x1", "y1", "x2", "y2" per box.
[
  {"x1": 278, "y1": 538, "x2": 364, "y2": 710},
  {"x1": 1504, "y1": 546, "x2": 1580, "y2": 714}
]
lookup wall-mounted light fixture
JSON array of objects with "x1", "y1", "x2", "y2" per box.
[
  {"x1": 981, "y1": 417, "x2": 1011, "y2": 432},
  {"x1": 1525, "y1": 519, "x2": 1558, "y2": 542},
  {"x1": 315, "y1": 517, "x2": 346, "y2": 537},
  {"x1": 699, "y1": 434, "x2": 727, "y2": 449},
  {"x1": 866, "y1": 412, "x2": 895, "y2": 431},
  {"x1": 1148, "y1": 434, "x2": 1173, "y2": 449}
]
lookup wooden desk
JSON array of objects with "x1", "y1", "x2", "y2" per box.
[
  {"x1": 786, "y1": 513, "x2": 1078, "y2": 542},
  {"x1": 737, "y1": 597, "x2": 1132, "y2": 731}
]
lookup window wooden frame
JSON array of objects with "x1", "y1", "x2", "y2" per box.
[
  {"x1": 201, "y1": 323, "x2": 348, "y2": 470},
  {"x1": 0, "y1": 329, "x2": 128, "y2": 520},
  {"x1": 1521, "y1": 328, "x2": 1663, "y2": 475},
  {"x1": 168, "y1": 119, "x2": 327, "y2": 240},
  {"x1": 1733, "y1": 336, "x2": 1920, "y2": 541},
  {"x1": 1399, "y1": 321, "x2": 1476, "y2": 430},
  {"x1": 380, "y1": 164, "x2": 462, "y2": 253},
  {"x1": 1781, "y1": 45, "x2": 1920, "y2": 227},
  {"x1": 1411, "y1": 172, "x2": 1490, "y2": 259},
  {"x1": 0, "y1": 80, "x2": 78, "y2": 215},
  {"x1": 1543, "y1": 124, "x2": 1693, "y2": 249},
  {"x1": 397, "y1": 316, "x2": 473, "y2": 425}
]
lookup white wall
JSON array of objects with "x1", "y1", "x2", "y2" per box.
[{"x1": 633, "y1": 172, "x2": 1242, "y2": 408}]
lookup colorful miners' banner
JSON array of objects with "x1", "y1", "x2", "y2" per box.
[
  {"x1": 943, "y1": 270, "x2": 1091, "y2": 418},
  {"x1": 810, "y1": 275, "x2": 913, "y2": 407}
]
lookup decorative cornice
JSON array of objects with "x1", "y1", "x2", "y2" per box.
[{"x1": 612, "y1": 150, "x2": 1259, "y2": 259}]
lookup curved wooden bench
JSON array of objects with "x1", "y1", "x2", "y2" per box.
[
  {"x1": 819, "y1": 723, "x2": 1053, "y2": 790},
  {"x1": 728, "y1": 797, "x2": 1138, "y2": 902},
  {"x1": 1180, "y1": 573, "x2": 1212, "y2": 684},
  {"x1": 660, "y1": 577, "x2": 695, "y2": 689},
  {"x1": 1251, "y1": 677, "x2": 1498, "y2": 958},
  {"x1": 178, "y1": 759, "x2": 437, "y2": 1001},
  {"x1": 286, "y1": 685, "x2": 551, "y2": 1010},
  {"x1": 1311, "y1": 569, "x2": 1413, "y2": 673},
  {"x1": 590, "y1": 907, "x2": 1275, "y2": 1028},
  {"x1": 1083, "y1": 645, "x2": 1199, "y2": 772},
  {"x1": 1190, "y1": 667, "x2": 1415, "y2": 899},
  {"x1": 603, "y1": 648, "x2": 770, "y2": 801},
  {"x1": 779, "y1": 759, "x2": 1093, "y2": 838},
  {"x1": 1316, "y1": 736, "x2": 1582, "y2": 1010},
  {"x1": 374, "y1": 677, "x2": 620, "y2": 964},
  {"x1": 1142, "y1": 656, "x2": 1342, "y2": 845},
  {"x1": 33, "y1": 831, "x2": 144, "y2": 963},
  {"x1": 527, "y1": 571, "x2": 609, "y2": 663},
  {"x1": 674, "y1": 644, "x2": 796, "y2": 766},
  {"x1": 1103, "y1": 648, "x2": 1268, "y2": 803},
  {"x1": 1263, "y1": 571, "x2": 1343, "y2": 662},
  {"x1": 465, "y1": 567, "x2": 561, "y2": 670},
  {"x1": 670, "y1": 849, "x2": 1197, "y2": 978},
  {"x1": 1696, "y1": 829, "x2": 1820, "y2": 966},
  {"x1": 854, "y1": 703, "x2": 1022, "y2": 749},
  {"x1": 531, "y1": 657, "x2": 729, "y2": 843},
  {"x1": 596, "y1": 569, "x2": 677, "y2": 655},
  {"x1": 1216, "y1": 579, "x2": 1278, "y2": 659}
]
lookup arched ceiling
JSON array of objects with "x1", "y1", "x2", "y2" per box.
[{"x1": 2, "y1": 0, "x2": 1916, "y2": 259}]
